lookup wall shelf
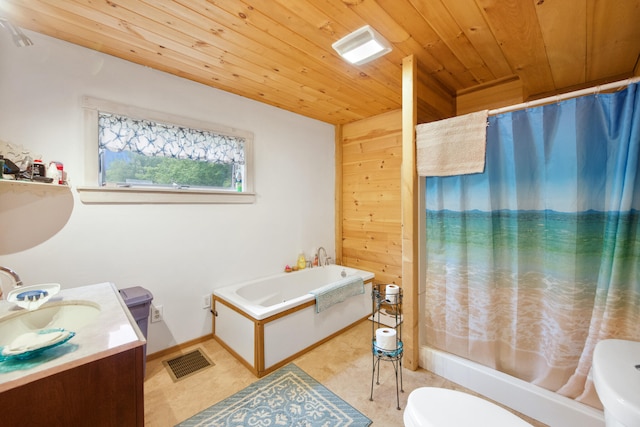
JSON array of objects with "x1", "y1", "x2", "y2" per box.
[{"x1": 0, "y1": 179, "x2": 70, "y2": 194}]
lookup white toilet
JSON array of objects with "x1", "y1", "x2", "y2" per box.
[
  {"x1": 404, "y1": 387, "x2": 534, "y2": 427},
  {"x1": 593, "y1": 339, "x2": 640, "y2": 427}
]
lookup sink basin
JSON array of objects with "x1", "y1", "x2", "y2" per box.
[
  {"x1": 593, "y1": 339, "x2": 640, "y2": 427},
  {"x1": 0, "y1": 301, "x2": 101, "y2": 347}
]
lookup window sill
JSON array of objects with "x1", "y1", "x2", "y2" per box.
[{"x1": 76, "y1": 186, "x2": 256, "y2": 204}]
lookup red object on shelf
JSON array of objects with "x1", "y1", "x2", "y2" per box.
[{"x1": 50, "y1": 161, "x2": 64, "y2": 184}]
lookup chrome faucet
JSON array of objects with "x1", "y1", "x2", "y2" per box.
[
  {"x1": 0, "y1": 266, "x2": 23, "y2": 300},
  {"x1": 317, "y1": 247, "x2": 328, "y2": 267}
]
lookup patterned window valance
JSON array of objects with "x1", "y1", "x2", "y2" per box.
[{"x1": 98, "y1": 112, "x2": 245, "y2": 164}]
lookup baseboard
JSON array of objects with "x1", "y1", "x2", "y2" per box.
[{"x1": 146, "y1": 334, "x2": 214, "y2": 362}]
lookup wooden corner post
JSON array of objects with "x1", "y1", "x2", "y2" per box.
[{"x1": 401, "y1": 55, "x2": 419, "y2": 371}]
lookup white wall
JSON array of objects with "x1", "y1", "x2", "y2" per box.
[{"x1": 0, "y1": 31, "x2": 336, "y2": 354}]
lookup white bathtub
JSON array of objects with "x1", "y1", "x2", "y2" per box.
[{"x1": 213, "y1": 265, "x2": 374, "y2": 377}]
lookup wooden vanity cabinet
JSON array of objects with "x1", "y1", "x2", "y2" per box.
[{"x1": 1, "y1": 345, "x2": 144, "y2": 426}]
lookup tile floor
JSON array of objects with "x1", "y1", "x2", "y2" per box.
[{"x1": 143, "y1": 320, "x2": 548, "y2": 426}]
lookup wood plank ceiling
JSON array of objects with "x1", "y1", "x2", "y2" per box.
[{"x1": 2, "y1": 0, "x2": 639, "y2": 125}]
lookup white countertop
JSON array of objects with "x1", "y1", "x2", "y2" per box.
[{"x1": 0, "y1": 282, "x2": 146, "y2": 392}]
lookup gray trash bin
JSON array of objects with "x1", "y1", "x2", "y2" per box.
[{"x1": 119, "y1": 286, "x2": 154, "y2": 376}]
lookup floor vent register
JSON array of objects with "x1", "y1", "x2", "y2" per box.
[{"x1": 163, "y1": 348, "x2": 214, "y2": 382}]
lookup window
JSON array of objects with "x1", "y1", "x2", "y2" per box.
[
  {"x1": 98, "y1": 112, "x2": 245, "y2": 190},
  {"x1": 78, "y1": 97, "x2": 254, "y2": 204}
]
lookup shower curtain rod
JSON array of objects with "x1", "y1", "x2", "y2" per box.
[{"x1": 488, "y1": 76, "x2": 640, "y2": 116}]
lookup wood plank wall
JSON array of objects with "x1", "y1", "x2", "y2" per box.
[
  {"x1": 335, "y1": 56, "x2": 452, "y2": 372},
  {"x1": 457, "y1": 76, "x2": 524, "y2": 115},
  {"x1": 337, "y1": 110, "x2": 403, "y2": 287}
]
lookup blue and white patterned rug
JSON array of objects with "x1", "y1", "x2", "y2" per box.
[{"x1": 176, "y1": 364, "x2": 371, "y2": 427}]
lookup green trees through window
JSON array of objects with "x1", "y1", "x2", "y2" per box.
[{"x1": 104, "y1": 150, "x2": 233, "y2": 188}]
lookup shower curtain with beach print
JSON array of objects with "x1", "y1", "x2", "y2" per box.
[{"x1": 424, "y1": 83, "x2": 640, "y2": 408}]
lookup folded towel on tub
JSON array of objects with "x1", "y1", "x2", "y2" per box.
[{"x1": 309, "y1": 276, "x2": 364, "y2": 313}]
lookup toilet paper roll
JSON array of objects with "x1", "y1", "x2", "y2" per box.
[
  {"x1": 376, "y1": 327, "x2": 397, "y2": 351},
  {"x1": 385, "y1": 284, "x2": 400, "y2": 304}
]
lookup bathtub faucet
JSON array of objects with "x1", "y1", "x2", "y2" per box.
[{"x1": 317, "y1": 247, "x2": 328, "y2": 267}]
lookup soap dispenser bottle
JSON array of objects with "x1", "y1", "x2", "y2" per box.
[{"x1": 297, "y1": 252, "x2": 306, "y2": 270}]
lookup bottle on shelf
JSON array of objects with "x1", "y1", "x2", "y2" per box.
[
  {"x1": 48, "y1": 161, "x2": 64, "y2": 185},
  {"x1": 31, "y1": 159, "x2": 45, "y2": 179},
  {"x1": 297, "y1": 252, "x2": 306, "y2": 270}
]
